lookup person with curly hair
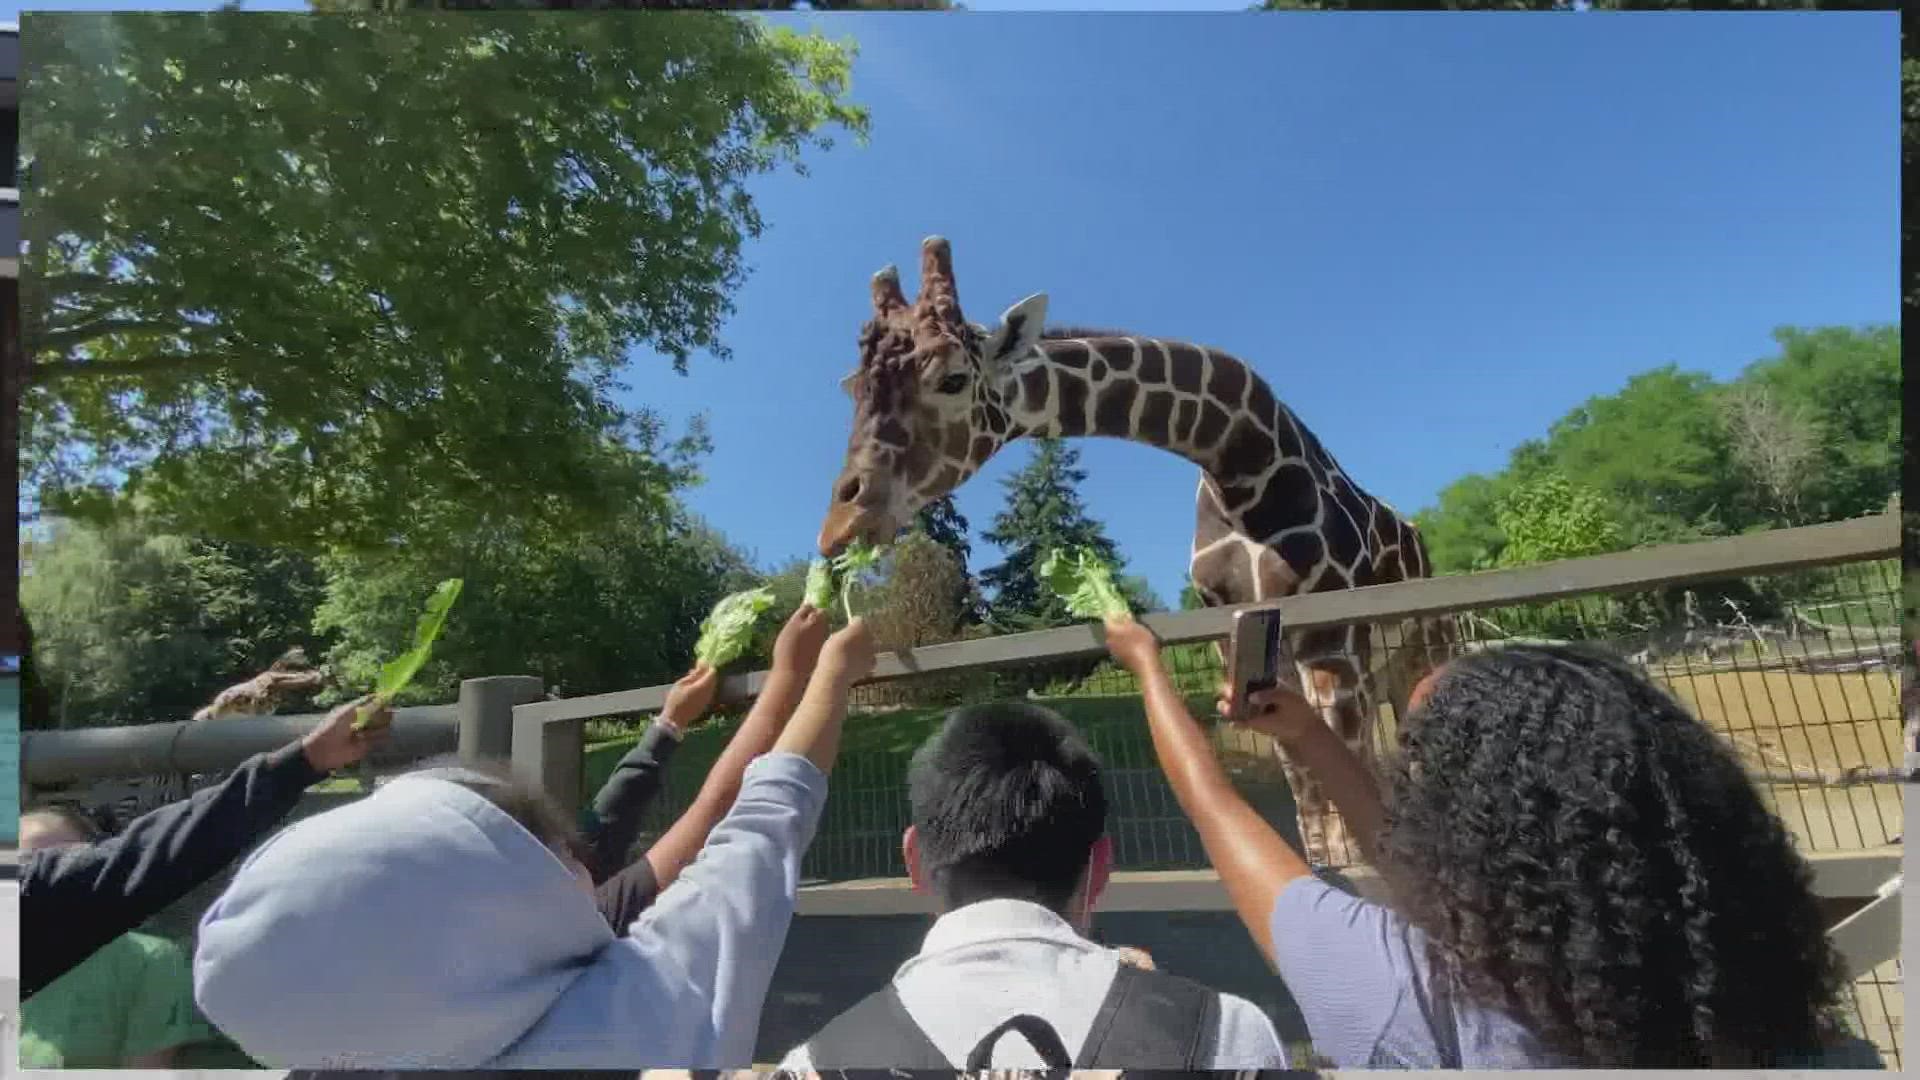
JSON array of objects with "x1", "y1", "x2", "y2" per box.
[{"x1": 1105, "y1": 624, "x2": 1880, "y2": 1069}]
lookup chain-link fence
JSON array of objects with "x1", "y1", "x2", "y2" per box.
[
  {"x1": 585, "y1": 548, "x2": 1904, "y2": 1066},
  {"x1": 598, "y1": 557, "x2": 1903, "y2": 882}
]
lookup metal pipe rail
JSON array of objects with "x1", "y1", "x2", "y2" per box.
[{"x1": 20, "y1": 706, "x2": 459, "y2": 786}]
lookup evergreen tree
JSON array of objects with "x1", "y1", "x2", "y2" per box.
[{"x1": 980, "y1": 439, "x2": 1129, "y2": 631}]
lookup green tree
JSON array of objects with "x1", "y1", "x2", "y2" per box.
[
  {"x1": 1493, "y1": 472, "x2": 1624, "y2": 568},
  {"x1": 1414, "y1": 472, "x2": 1516, "y2": 573},
  {"x1": 20, "y1": 519, "x2": 329, "y2": 728},
  {"x1": 1734, "y1": 326, "x2": 1898, "y2": 523},
  {"x1": 314, "y1": 508, "x2": 755, "y2": 704},
  {"x1": 314, "y1": 1, "x2": 953, "y2": 9},
  {"x1": 980, "y1": 438, "x2": 1140, "y2": 631},
  {"x1": 1542, "y1": 366, "x2": 1737, "y2": 545},
  {"x1": 22, "y1": 12, "x2": 865, "y2": 552}
]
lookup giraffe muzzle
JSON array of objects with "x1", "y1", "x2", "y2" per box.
[{"x1": 818, "y1": 502, "x2": 887, "y2": 558}]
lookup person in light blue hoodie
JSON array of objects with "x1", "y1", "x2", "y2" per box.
[{"x1": 192, "y1": 614, "x2": 876, "y2": 1071}]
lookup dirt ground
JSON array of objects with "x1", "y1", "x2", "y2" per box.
[{"x1": 1660, "y1": 667, "x2": 1905, "y2": 851}]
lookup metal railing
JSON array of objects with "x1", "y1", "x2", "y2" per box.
[{"x1": 515, "y1": 514, "x2": 1901, "y2": 831}]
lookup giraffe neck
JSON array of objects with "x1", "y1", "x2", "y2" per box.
[{"x1": 999, "y1": 335, "x2": 1314, "y2": 488}]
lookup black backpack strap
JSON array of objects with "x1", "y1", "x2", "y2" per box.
[
  {"x1": 963, "y1": 1014, "x2": 1075, "y2": 1071},
  {"x1": 1075, "y1": 963, "x2": 1222, "y2": 1069},
  {"x1": 802, "y1": 983, "x2": 952, "y2": 1070}
]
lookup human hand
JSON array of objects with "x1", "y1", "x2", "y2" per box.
[
  {"x1": 1103, "y1": 618, "x2": 1163, "y2": 676},
  {"x1": 1216, "y1": 681, "x2": 1322, "y2": 745},
  {"x1": 818, "y1": 617, "x2": 877, "y2": 687},
  {"x1": 661, "y1": 665, "x2": 720, "y2": 730},
  {"x1": 772, "y1": 605, "x2": 831, "y2": 677},
  {"x1": 302, "y1": 695, "x2": 392, "y2": 774}
]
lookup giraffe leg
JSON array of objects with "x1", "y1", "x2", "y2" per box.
[{"x1": 1272, "y1": 624, "x2": 1377, "y2": 868}]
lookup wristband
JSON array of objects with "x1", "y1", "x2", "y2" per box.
[{"x1": 654, "y1": 716, "x2": 686, "y2": 741}]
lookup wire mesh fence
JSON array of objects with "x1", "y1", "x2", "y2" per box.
[
  {"x1": 1848, "y1": 957, "x2": 1904, "y2": 1071},
  {"x1": 595, "y1": 557, "x2": 1904, "y2": 882}
]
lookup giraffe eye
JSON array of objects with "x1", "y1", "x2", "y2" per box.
[{"x1": 937, "y1": 373, "x2": 969, "y2": 395}]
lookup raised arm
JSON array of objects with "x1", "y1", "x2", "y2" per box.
[
  {"x1": 1105, "y1": 622, "x2": 1311, "y2": 961},
  {"x1": 771, "y1": 618, "x2": 874, "y2": 776},
  {"x1": 621, "y1": 619, "x2": 874, "y2": 1065},
  {"x1": 585, "y1": 665, "x2": 717, "y2": 884},
  {"x1": 20, "y1": 697, "x2": 388, "y2": 998},
  {"x1": 636, "y1": 608, "x2": 830, "y2": 894},
  {"x1": 1216, "y1": 682, "x2": 1389, "y2": 866}
]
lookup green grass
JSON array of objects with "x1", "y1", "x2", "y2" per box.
[
  {"x1": 584, "y1": 692, "x2": 1221, "y2": 795},
  {"x1": 585, "y1": 687, "x2": 1293, "y2": 883}
]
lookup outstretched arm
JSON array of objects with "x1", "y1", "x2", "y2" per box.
[
  {"x1": 1217, "y1": 681, "x2": 1389, "y2": 867},
  {"x1": 639, "y1": 607, "x2": 831, "y2": 894},
  {"x1": 20, "y1": 697, "x2": 387, "y2": 998},
  {"x1": 770, "y1": 618, "x2": 875, "y2": 776},
  {"x1": 1107, "y1": 622, "x2": 1309, "y2": 960},
  {"x1": 585, "y1": 662, "x2": 722, "y2": 884}
]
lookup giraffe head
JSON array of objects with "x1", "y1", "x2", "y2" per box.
[{"x1": 818, "y1": 236, "x2": 1047, "y2": 556}]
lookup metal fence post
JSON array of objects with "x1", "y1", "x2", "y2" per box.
[{"x1": 458, "y1": 676, "x2": 545, "y2": 765}]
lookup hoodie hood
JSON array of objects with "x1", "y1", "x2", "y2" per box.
[{"x1": 193, "y1": 768, "x2": 667, "y2": 1068}]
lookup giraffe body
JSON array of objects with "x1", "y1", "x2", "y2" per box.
[{"x1": 821, "y1": 238, "x2": 1450, "y2": 867}]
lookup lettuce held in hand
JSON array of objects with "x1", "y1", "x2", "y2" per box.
[
  {"x1": 1040, "y1": 547, "x2": 1134, "y2": 624},
  {"x1": 354, "y1": 578, "x2": 464, "y2": 732},
  {"x1": 804, "y1": 559, "x2": 836, "y2": 611},
  {"x1": 694, "y1": 586, "x2": 778, "y2": 670},
  {"x1": 805, "y1": 541, "x2": 884, "y2": 621}
]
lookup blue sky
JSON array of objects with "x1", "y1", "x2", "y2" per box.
[
  {"x1": 7, "y1": 8, "x2": 1896, "y2": 608},
  {"x1": 643, "y1": 12, "x2": 1895, "y2": 602}
]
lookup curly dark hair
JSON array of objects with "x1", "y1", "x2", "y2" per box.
[{"x1": 1376, "y1": 642, "x2": 1849, "y2": 1067}]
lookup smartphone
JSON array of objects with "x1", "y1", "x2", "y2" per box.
[{"x1": 1226, "y1": 607, "x2": 1291, "y2": 724}]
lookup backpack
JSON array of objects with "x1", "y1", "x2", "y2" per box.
[{"x1": 803, "y1": 962, "x2": 1222, "y2": 1070}]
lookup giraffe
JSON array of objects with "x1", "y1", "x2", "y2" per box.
[
  {"x1": 191, "y1": 647, "x2": 329, "y2": 723},
  {"x1": 818, "y1": 237, "x2": 1451, "y2": 868}
]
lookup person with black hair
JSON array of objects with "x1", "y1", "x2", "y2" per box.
[
  {"x1": 1106, "y1": 621, "x2": 1882, "y2": 1069},
  {"x1": 19, "y1": 694, "x2": 390, "y2": 1000},
  {"x1": 780, "y1": 701, "x2": 1286, "y2": 1071}
]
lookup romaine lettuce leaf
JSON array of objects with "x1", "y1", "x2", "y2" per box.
[
  {"x1": 831, "y1": 541, "x2": 883, "y2": 621},
  {"x1": 1039, "y1": 547, "x2": 1133, "y2": 624},
  {"x1": 804, "y1": 558, "x2": 836, "y2": 611},
  {"x1": 354, "y1": 578, "x2": 464, "y2": 731},
  {"x1": 694, "y1": 586, "x2": 778, "y2": 669}
]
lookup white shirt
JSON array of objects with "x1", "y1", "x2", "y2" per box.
[{"x1": 780, "y1": 898, "x2": 1288, "y2": 1071}]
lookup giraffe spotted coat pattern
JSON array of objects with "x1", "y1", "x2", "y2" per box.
[{"x1": 820, "y1": 237, "x2": 1450, "y2": 867}]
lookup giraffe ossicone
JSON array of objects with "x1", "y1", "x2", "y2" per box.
[{"x1": 820, "y1": 237, "x2": 1454, "y2": 868}]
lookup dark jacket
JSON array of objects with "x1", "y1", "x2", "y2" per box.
[
  {"x1": 583, "y1": 722, "x2": 684, "y2": 932},
  {"x1": 20, "y1": 742, "x2": 325, "y2": 999}
]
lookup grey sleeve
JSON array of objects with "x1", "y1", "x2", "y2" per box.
[
  {"x1": 623, "y1": 751, "x2": 829, "y2": 1067},
  {"x1": 1266, "y1": 875, "x2": 1441, "y2": 1068}
]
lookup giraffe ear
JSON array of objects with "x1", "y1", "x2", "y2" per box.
[
  {"x1": 983, "y1": 293, "x2": 1048, "y2": 366},
  {"x1": 839, "y1": 370, "x2": 860, "y2": 397}
]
